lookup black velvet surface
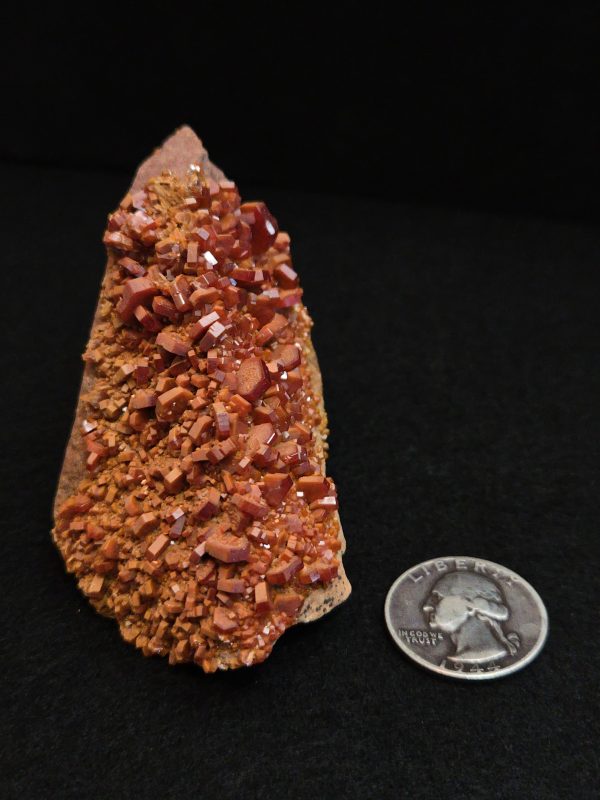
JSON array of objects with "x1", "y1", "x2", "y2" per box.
[
  {"x1": 3, "y1": 162, "x2": 600, "y2": 799},
  {"x1": 2, "y1": 5, "x2": 599, "y2": 221}
]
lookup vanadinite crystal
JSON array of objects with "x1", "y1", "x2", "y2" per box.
[{"x1": 53, "y1": 131, "x2": 348, "y2": 672}]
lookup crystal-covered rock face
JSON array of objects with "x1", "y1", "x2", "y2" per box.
[{"x1": 53, "y1": 156, "x2": 346, "y2": 673}]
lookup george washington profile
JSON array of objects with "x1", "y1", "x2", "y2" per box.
[{"x1": 422, "y1": 571, "x2": 520, "y2": 664}]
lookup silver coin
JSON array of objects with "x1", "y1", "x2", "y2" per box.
[{"x1": 385, "y1": 556, "x2": 548, "y2": 680}]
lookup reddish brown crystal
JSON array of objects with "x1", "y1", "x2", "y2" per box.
[
  {"x1": 246, "y1": 422, "x2": 276, "y2": 452},
  {"x1": 240, "y1": 202, "x2": 278, "y2": 255},
  {"x1": 119, "y1": 256, "x2": 146, "y2": 277},
  {"x1": 164, "y1": 467, "x2": 185, "y2": 494},
  {"x1": 296, "y1": 475, "x2": 329, "y2": 502},
  {"x1": 274, "y1": 263, "x2": 299, "y2": 288},
  {"x1": 189, "y1": 311, "x2": 220, "y2": 341},
  {"x1": 147, "y1": 534, "x2": 169, "y2": 560},
  {"x1": 237, "y1": 357, "x2": 270, "y2": 403},
  {"x1": 266, "y1": 556, "x2": 303, "y2": 586},
  {"x1": 232, "y1": 493, "x2": 269, "y2": 519},
  {"x1": 197, "y1": 320, "x2": 227, "y2": 351},
  {"x1": 231, "y1": 266, "x2": 265, "y2": 286},
  {"x1": 156, "y1": 387, "x2": 193, "y2": 422},
  {"x1": 262, "y1": 473, "x2": 293, "y2": 507},
  {"x1": 213, "y1": 606, "x2": 237, "y2": 632},
  {"x1": 169, "y1": 275, "x2": 192, "y2": 312},
  {"x1": 133, "y1": 513, "x2": 159, "y2": 537},
  {"x1": 152, "y1": 295, "x2": 179, "y2": 322},
  {"x1": 273, "y1": 592, "x2": 303, "y2": 615},
  {"x1": 196, "y1": 487, "x2": 220, "y2": 520},
  {"x1": 156, "y1": 331, "x2": 190, "y2": 356},
  {"x1": 205, "y1": 532, "x2": 250, "y2": 563},
  {"x1": 117, "y1": 277, "x2": 158, "y2": 321},
  {"x1": 254, "y1": 581, "x2": 270, "y2": 612}
]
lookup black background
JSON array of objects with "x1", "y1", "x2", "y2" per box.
[
  {"x1": 3, "y1": 5, "x2": 600, "y2": 799},
  {"x1": 1, "y1": 3, "x2": 599, "y2": 221}
]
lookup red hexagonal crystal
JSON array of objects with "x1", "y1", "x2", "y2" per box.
[{"x1": 240, "y1": 202, "x2": 278, "y2": 255}]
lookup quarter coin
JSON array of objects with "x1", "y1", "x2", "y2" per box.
[{"x1": 384, "y1": 556, "x2": 548, "y2": 680}]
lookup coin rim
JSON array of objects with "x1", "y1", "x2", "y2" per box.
[{"x1": 384, "y1": 556, "x2": 549, "y2": 681}]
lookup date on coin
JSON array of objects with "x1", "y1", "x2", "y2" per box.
[{"x1": 385, "y1": 556, "x2": 548, "y2": 680}]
